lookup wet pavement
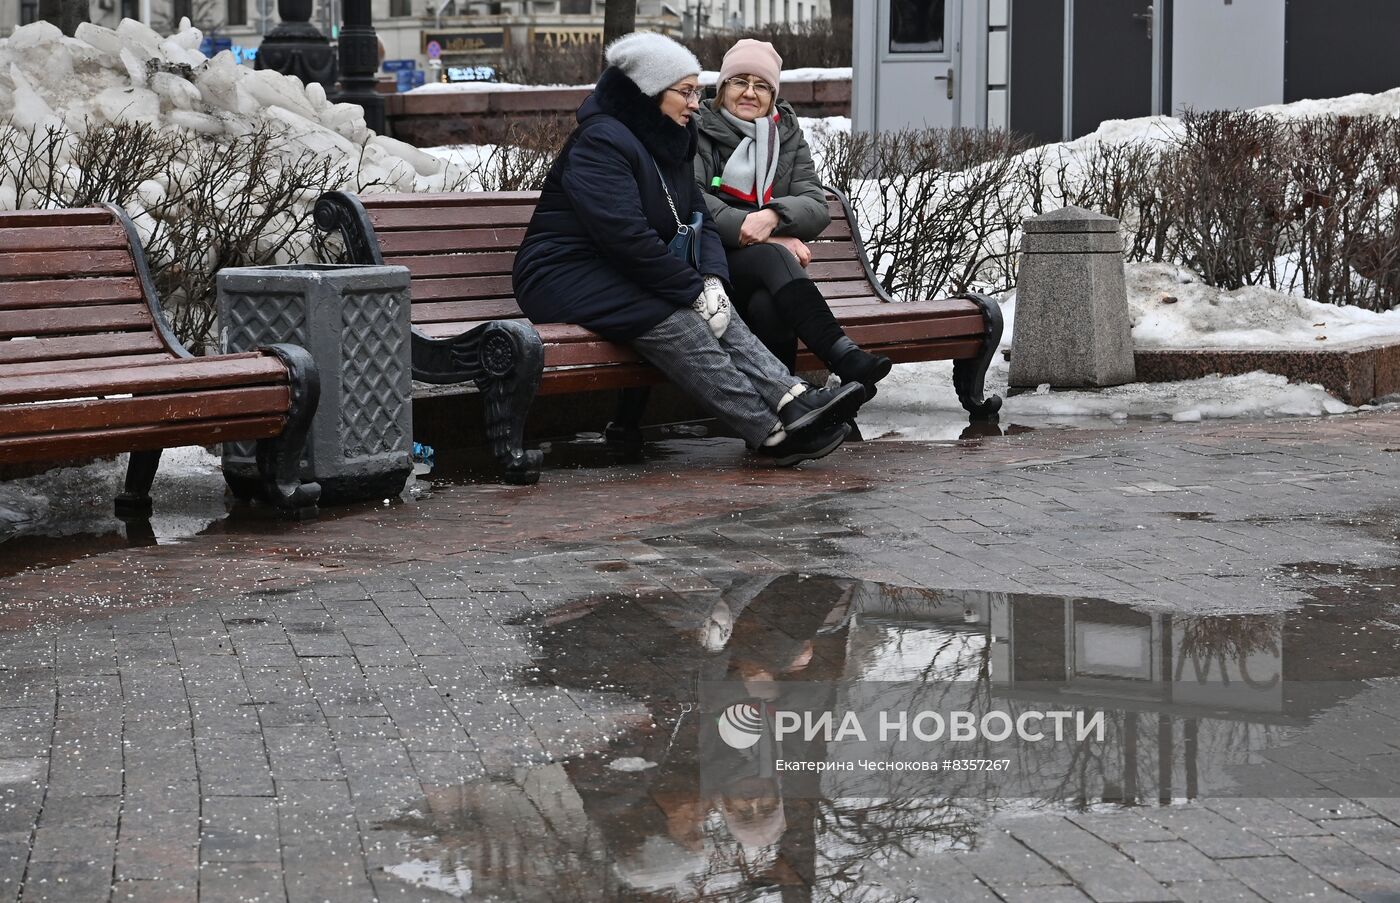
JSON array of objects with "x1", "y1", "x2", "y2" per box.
[{"x1": 4, "y1": 412, "x2": 1400, "y2": 902}]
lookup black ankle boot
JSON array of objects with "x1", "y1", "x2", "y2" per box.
[{"x1": 828, "y1": 336, "x2": 893, "y2": 400}]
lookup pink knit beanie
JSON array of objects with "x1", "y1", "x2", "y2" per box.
[{"x1": 719, "y1": 39, "x2": 782, "y2": 93}]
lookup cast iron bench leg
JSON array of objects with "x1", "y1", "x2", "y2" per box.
[
  {"x1": 256, "y1": 344, "x2": 322, "y2": 519},
  {"x1": 417, "y1": 320, "x2": 544, "y2": 485},
  {"x1": 115, "y1": 449, "x2": 161, "y2": 521},
  {"x1": 953, "y1": 292, "x2": 1005, "y2": 421},
  {"x1": 476, "y1": 321, "x2": 544, "y2": 485}
]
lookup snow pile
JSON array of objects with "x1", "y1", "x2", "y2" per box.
[
  {"x1": 0, "y1": 446, "x2": 227, "y2": 543},
  {"x1": 0, "y1": 18, "x2": 471, "y2": 203},
  {"x1": 1127, "y1": 263, "x2": 1400, "y2": 349}
]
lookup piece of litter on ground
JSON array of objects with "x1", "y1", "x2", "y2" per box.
[{"x1": 607, "y1": 757, "x2": 656, "y2": 772}]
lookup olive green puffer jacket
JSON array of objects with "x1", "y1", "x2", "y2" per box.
[{"x1": 694, "y1": 98, "x2": 832, "y2": 248}]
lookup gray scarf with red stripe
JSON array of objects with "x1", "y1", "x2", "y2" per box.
[{"x1": 718, "y1": 108, "x2": 780, "y2": 206}]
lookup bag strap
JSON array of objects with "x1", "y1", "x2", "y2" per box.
[{"x1": 652, "y1": 159, "x2": 687, "y2": 233}]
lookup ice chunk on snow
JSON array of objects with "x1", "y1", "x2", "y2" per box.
[
  {"x1": 118, "y1": 47, "x2": 148, "y2": 88},
  {"x1": 94, "y1": 86, "x2": 160, "y2": 126},
  {"x1": 74, "y1": 23, "x2": 124, "y2": 62},
  {"x1": 370, "y1": 135, "x2": 444, "y2": 177},
  {"x1": 115, "y1": 18, "x2": 163, "y2": 57},
  {"x1": 245, "y1": 68, "x2": 318, "y2": 120},
  {"x1": 150, "y1": 72, "x2": 201, "y2": 110},
  {"x1": 7, "y1": 20, "x2": 62, "y2": 50},
  {"x1": 8, "y1": 64, "x2": 59, "y2": 130},
  {"x1": 167, "y1": 109, "x2": 225, "y2": 135}
]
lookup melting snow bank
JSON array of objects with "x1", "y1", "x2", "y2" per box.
[
  {"x1": 0, "y1": 445, "x2": 226, "y2": 542},
  {"x1": 1128, "y1": 262, "x2": 1400, "y2": 349},
  {"x1": 0, "y1": 17, "x2": 471, "y2": 200},
  {"x1": 861, "y1": 343, "x2": 1356, "y2": 442}
]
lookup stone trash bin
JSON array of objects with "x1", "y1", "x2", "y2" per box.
[
  {"x1": 218, "y1": 264, "x2": 413, "y2": 505},
  {"x1": 1009, "y1": 206, "x2": 1136, "y2": 391}
]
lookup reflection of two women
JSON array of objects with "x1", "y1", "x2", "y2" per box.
[{"x1": 542, "y1": 573, "x2": 856, "y2": 896}]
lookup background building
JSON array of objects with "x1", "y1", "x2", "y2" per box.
[{"x1": 854, "y1": 0, "x2": 1400, "y2": 141}]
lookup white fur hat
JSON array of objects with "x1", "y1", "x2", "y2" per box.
[{"x1": 604, "y1": 32, "x2": 702, "y2": 98}]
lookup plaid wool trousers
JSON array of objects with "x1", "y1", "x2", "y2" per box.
[{"x1": 631, "y1": 308, "x2": 803, "y2": 446}]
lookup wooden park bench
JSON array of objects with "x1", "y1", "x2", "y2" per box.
[
  {"x1": 313, "y1": 188, "x2": 1003, "y2": 485},
  {"x1": 0, "y1": 206, "x2": 321, "y2": 519}
]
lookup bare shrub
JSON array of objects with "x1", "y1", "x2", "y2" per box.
[
  {"x1": 812, "y1": 126, "x2": 1032, "y2": 299},
  {"x1": 480, "y1": 118, "x2": 571, "y2": 191},
  {"x1": 136, "y1": 127, "x2": 351, "y2": 351},
  {"x1": 0, "y1": 121, "x2": 353, "y2": 352},
  {"x1": 683, "y1": 18, "x2": 852, "y2": 70},
  {"x1": 1159, "y1": 110, "x2": 1293, "y2": 290},
  {"x1": 1287, "y1": 115, "x2": 1400, "y2": 310},
  {"x1": 496, "y1": 41, "x2": 603, "y2": 86}
]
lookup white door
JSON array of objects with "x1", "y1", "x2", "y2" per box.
[{"x1": 874, "y1": 0, "x2": 961, "y2": 130}]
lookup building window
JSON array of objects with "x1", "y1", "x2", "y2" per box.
[
  {"x1": 767, "y1": 0, "x2": 774, "y2": 23},
  {"x1": 390, "y1": 0, "x2": 413, "y2": 14},
  {"x1": 796, "y1": 1, "x2": 803, "y2": 21},
  {"x1": 890, "y1": 0, "x2": 945, "y2": 53},
  {"x1": 227, "y1": 0, "x2": 248, "y2": 25},
  {"x1": 19, "y1": 0, "x2": 36, "y2": 24},
  {"x1": 561, "y1": 0, "x2": 589, "y2": 11},
  {"x1": 121, "y1": 0, "x2": 139, "y2": 19},
  {"x1": 783, "y1": 0, "x2": 788, "y2": 21}
]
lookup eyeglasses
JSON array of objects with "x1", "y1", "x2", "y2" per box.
[
  {"x1": 665, "y1": 86, "x2": 703, "y2": 105},
  {"x1": 725, "y1": 77, "x2": 774, "y2": 97}
]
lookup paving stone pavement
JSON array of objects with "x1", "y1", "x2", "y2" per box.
[{"x1": 3, "y1": 413, "x2": 1400, "y2": 901}]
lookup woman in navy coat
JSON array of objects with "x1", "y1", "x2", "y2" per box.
[{"x1": 512, "y1": 33, "x2": 864, "y2": 467}]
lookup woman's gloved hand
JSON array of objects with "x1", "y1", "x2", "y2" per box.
[{"x1": 693, "y1": 275, "x2": 731, "y2": 339}]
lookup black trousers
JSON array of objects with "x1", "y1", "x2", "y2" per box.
[{"x1": 726, "y1": 243, "x2": 810, "y2": 371}]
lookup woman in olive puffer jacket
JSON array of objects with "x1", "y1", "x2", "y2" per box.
[{"x1": 695, "y1": 39, "x2": 892, "y2": 398}]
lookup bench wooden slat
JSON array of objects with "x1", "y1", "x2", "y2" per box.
[
  {"x1": 539, "y1": 364, "x2": 669, "y2": 395},
  {"x1": 0, "y1": 331, "x2": 166, "y2": 365},
  {"x1": 1, "y1": 353, "x2": 173, "y2": 378},
  {"x1": 0, "y1": 415, "x2": 287, "y2": 464},
  {"x1": 0, "y1": 209, "x2": 116, "y2": 229},
  {"x1": 821, "y1": 279, "x2": 886, "y2": 299},
  {"x1": 411, "y1": 274, "x2": 516, "y2": 302},
  {"x1": 0, "y1": 386, "x2": 291, "y2": 438},
  {"x1": 0, "y1": 355, "x2": 287, "y2": 404},
  {"x1": 807, "y1": 241, "x2": 858, "y2": 261},
  {"x1": 0, "y1": 249, "x2": 136, "y2": 279},
  {"x1": 0, "y1": 277, "x2": 146, "y2": 311},
  {"x1": 360, "y1": 192, "x2": 540, "y2": 209},
  {"x1": 384, "y1": 252, "x2": 516, "y2": 278},
  {"x1": 413, "y1": 299, "x2": 526, "y2": 324},
  {"x1": 379, "y1": 228, "x2": 528, "y2": 255},
  {"x1": 807, "y1": 260, "x2": 868, "y2": 281},
  {"x1": 369, "y1": 205, "x2": 537, "y2": 230},
  {"x1": 824, "y1": 298, "x2": 984, "y2": 321},
  {"x1": 0, "y1": 304, "x2": 152, "y2": 338},
  {"x1": 842, "y1": 313, "x2": 988, "y2": 345},
  {"x1": 0, "y1": 224, "x2": 129, "y2": 253}
]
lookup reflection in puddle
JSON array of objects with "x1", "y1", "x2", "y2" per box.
[{"x1": 380, "y1": 576, "x2": 1400, "y2": 901}]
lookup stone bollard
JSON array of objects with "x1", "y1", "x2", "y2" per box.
[
  {"x1": 218, "y1": 264, "x2": 413, "y2": 505},
  {"x1": 1009, "y1": 206, "x2": 1135, "y2": 390}
]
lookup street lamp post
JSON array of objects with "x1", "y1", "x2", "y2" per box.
[
  {"x1": 336, "y1": 0, "x2": 386, "y2": 134},
  {"x1": 255, "y1": 0, "x2": 337, "y2": 89}
]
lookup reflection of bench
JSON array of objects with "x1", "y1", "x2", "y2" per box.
[
  {"x1": 0, "y1": 207, "x2": 320, "y2": 519},
  {"x1": 313, "y1": 188, "x2": 1003, "y2": 483}
]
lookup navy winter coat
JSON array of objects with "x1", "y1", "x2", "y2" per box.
[{"x1": 512, "y1": 66, "x2": 729, "y2": 342}]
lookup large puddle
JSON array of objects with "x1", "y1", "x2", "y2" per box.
[{"x1": 378, "y1": 576, "x2": 1400, "y2": 900}]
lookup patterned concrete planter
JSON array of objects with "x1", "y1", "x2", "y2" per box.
[{"x1": 218, "y1": 264, "x2": 412, "y2": 504}]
